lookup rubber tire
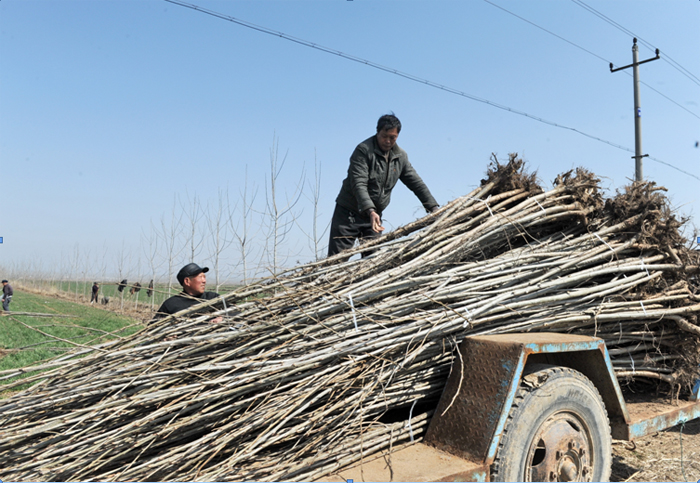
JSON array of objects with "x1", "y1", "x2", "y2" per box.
[{"x1": 491, "y1": 364, "x2": 612, "y2": 482}]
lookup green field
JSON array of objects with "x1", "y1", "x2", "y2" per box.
[
  {"x1": 19, "y1": 279, "x2": 240, "y2": 311},
  {"x1": 0, "y1": 290, "x2": 143, "y2": 385},
  {"x1": 23, "y1": 279, "x2": 177, "y2": 310}
]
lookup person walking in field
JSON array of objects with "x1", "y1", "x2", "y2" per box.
[
  {"x1": 2, "y1": 280, "x2": 13, "y2": 313},
  {"x1": 328, "y1": 113, "x2": 439, "y2": 257},
  {"x1": 90, "y1": 282, "x2": 100, "y2": 304}
]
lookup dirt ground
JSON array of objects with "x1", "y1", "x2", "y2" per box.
[{"x1": 612, "y1": 418, "x2": 700, "y2": 482}]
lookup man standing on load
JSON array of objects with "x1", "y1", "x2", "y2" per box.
[{"x1": 328, "y1": 113, "x2": 439, "y2": 256}]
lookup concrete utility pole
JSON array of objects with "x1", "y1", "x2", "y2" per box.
[{"x1": 610, "y1": 38, "x2": 660, "y2": 182}]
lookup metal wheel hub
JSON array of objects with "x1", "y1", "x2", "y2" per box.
[{"x1": 526, "y1": 413, "x2": 592, "y2": 482}]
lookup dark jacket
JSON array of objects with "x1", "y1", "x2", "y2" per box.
[
  {"x1": 335, "y1": 135, "x2": 438, "y2": 215},
  {"x1": 154, "y1": 291, "x2": 219, "y2": 319}
]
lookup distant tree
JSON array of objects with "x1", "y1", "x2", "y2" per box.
[
  {"x1": 230, "y1": 165, "x2": 259, "y2": 285},
  {"x1": 182, "y1": 192, "x2": 205, "y2": 264},
  {"x1": 158, "y1": 196, "x2": 185, "y2": 296},
  {"x1": 142, "y1": 222, "x2": 162, "y2": 311},
  {"x1": 296, "y1": 150, "x2": 328, "y2": 261},
  {"x1": 70, "y1": 244, "x2": 82, "y2": 301},
  {"x1": 263, "y1": 135, "x2": 304, "y2": 275},
  {"x1": 114, "y1": 241, "x2": 131, "y2": 311},
  {"x1": 206, "y1": 187, "x2": 236, "y2": 292}
]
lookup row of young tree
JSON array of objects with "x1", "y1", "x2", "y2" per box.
[{"x1": 4, "y1": 139, "x2": 329, "y2": 300}]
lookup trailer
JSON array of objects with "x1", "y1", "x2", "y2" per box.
[{"x1": 324, "y1": 333, "x2": 700, "y2": 482}]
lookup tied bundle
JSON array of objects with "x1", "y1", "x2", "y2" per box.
[{"x1": 1, "y1": 156, "x2": 699, "y2": 481}]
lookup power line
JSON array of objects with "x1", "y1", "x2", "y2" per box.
[
  {"x1": 640, "y1": 80, "x2": 700, "y2": 121},
  {"x1": 646, "y1": 154, "x2": 699, "y2": 181},
  {"x1": 165, "y1": 0, "x2": 700, "y2": 183},
  {"x1": 483, "y1": 0, "x2": 610, "y2": 64},
  {"x1": 483, "y1": 0, "x2": 700, "y2": 121},
  {"x1": 571, "y1": 0, "x2": 700, "y2": 88}
]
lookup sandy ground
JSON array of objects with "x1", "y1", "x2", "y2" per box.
[{"x1": 612, "y1": 418, "x2": 700, "y2": 482}]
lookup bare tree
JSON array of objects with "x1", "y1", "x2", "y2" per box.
[
  {"x1": 96, "y1": 243, "x2": 109, "y2": 288},
  {"x1": 206, "y1": 187, "x2": 236, "y2": 292},
  {"x1": 158, "y1": 195, "x2": 185, "y2": 296},
  {"x1": 114, "y1": 241, "x2": 132, "y2": 311},
  {"x1": 58, "y1": 250, "x2": 72, "y2": 295},
  {"x1": 142, "y1": 222, "x2": 162, "y2": 311},
  {"x1": 131, "y1": 255, "x2": 144, "y2": 310},
  {"x1": 70, "y1": 244, "x2": 81, "y2": 301},
  {"x1": 181, "y1": 192, "x2": 205, "y2": 264},
  {"x1": 230, "y1": 165, "x2": 259, "y2": 285},
  {"x1": 263, "y1": 135, "x2": 304, "y2": 275},
  {"x1": 79, "y1": 247, "x2": 94, "y2": 301},
  {"x1": 296, "y1": 150, "x2": 328, "y2": 261}
]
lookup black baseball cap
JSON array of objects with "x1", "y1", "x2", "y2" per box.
[{"x1": 176, "y1": 263, "x2": 209, "y2": 286}]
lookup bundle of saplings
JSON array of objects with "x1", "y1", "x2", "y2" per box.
[{"x1": 1, "y1": 156, "x2": 698, "y2": 481}]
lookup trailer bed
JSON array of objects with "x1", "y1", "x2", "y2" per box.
[
  {"x1": 618, "y1": 393, "x2": 700, "y2": 440},
  {"x1": 318, "y1": 443, "x2": 487, "y2": 482}
]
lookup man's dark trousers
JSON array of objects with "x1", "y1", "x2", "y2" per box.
[{"x1": 327, "y1": 204, "x2": 381, "y2": 257}]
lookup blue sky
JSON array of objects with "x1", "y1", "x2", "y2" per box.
[{"x1": 1, "y1": 0, "x2": 698, "y2": 283}]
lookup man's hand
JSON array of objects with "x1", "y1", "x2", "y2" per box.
[{"x1": 369, "y1": 211, "x2": 384, "y2": 233}]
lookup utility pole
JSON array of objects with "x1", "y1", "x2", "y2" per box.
[{"x1": 610, "y1": 38, "x2": 660, "y2": 182}]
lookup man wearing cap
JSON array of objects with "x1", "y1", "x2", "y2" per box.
[
  {"x1": 1, "y1": 279, "x2": 13, "y2": 313},
  {"x1": 154, "y1": 263, "x2": 219, "y2": 319}
]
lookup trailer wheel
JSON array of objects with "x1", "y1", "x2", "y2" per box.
[{"x1": 491, "y1": 364, "x2": 612, "y2": 482}]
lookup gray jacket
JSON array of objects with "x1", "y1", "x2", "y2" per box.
[{"x1": 335, "y1": 135, "x2": 438, "y2": 215}]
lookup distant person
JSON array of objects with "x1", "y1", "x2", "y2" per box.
[
  {"x1": 153, "y1": 263, "x2": 220, "y2": 321},
  {"x1": 1, "y1": 279, "x2": 13, "y2": 313},
  {"x1": 328, "y1": 113, "x2": 439, "y2": 257},
  {"x1": 90, "y1": 282, "x2": 100, "y2": 304}
]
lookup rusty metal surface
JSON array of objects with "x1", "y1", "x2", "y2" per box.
[
  {"x1": 437, "y1": 468, "x2": 489, "y2": 482},
  {"x1": 527, "y1": 347, "x2": 631, "y2": 436},
  {"x1": 479, "y1": 333, "x2": 633, "y2": 434},
  {"x1": 471, "y1": 332, "x2": 604, "y2": 352},
  {"x1": 526, "y1": 412, "x2": 594, "y2": 482},
  {"x1": 424, "y1": 337, "x2": 525, "y2": 463},
  {"x1": 425, "y1": 333, "x2": 633, "y2": 467},
  {"x1": 624, "y1": 398, "x2": 700, "y2": 440},
  {"x1": 318, "y1": 443, "x2": 489, "y2": 482},
  {"x1": 425, "y1": 332, "x2": 700, "y2": 470}
]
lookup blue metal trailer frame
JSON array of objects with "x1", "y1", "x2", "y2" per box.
[
  {"x1": 422, "y1": 332, "x2": 700, "y2": 481},
  {"x1": 324, "y1": 333, "x2": 700, "y2": 482}
]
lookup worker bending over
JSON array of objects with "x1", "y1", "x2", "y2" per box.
[{"x1": 328, "y1": 113, "x2": 438, "y2": 257}]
